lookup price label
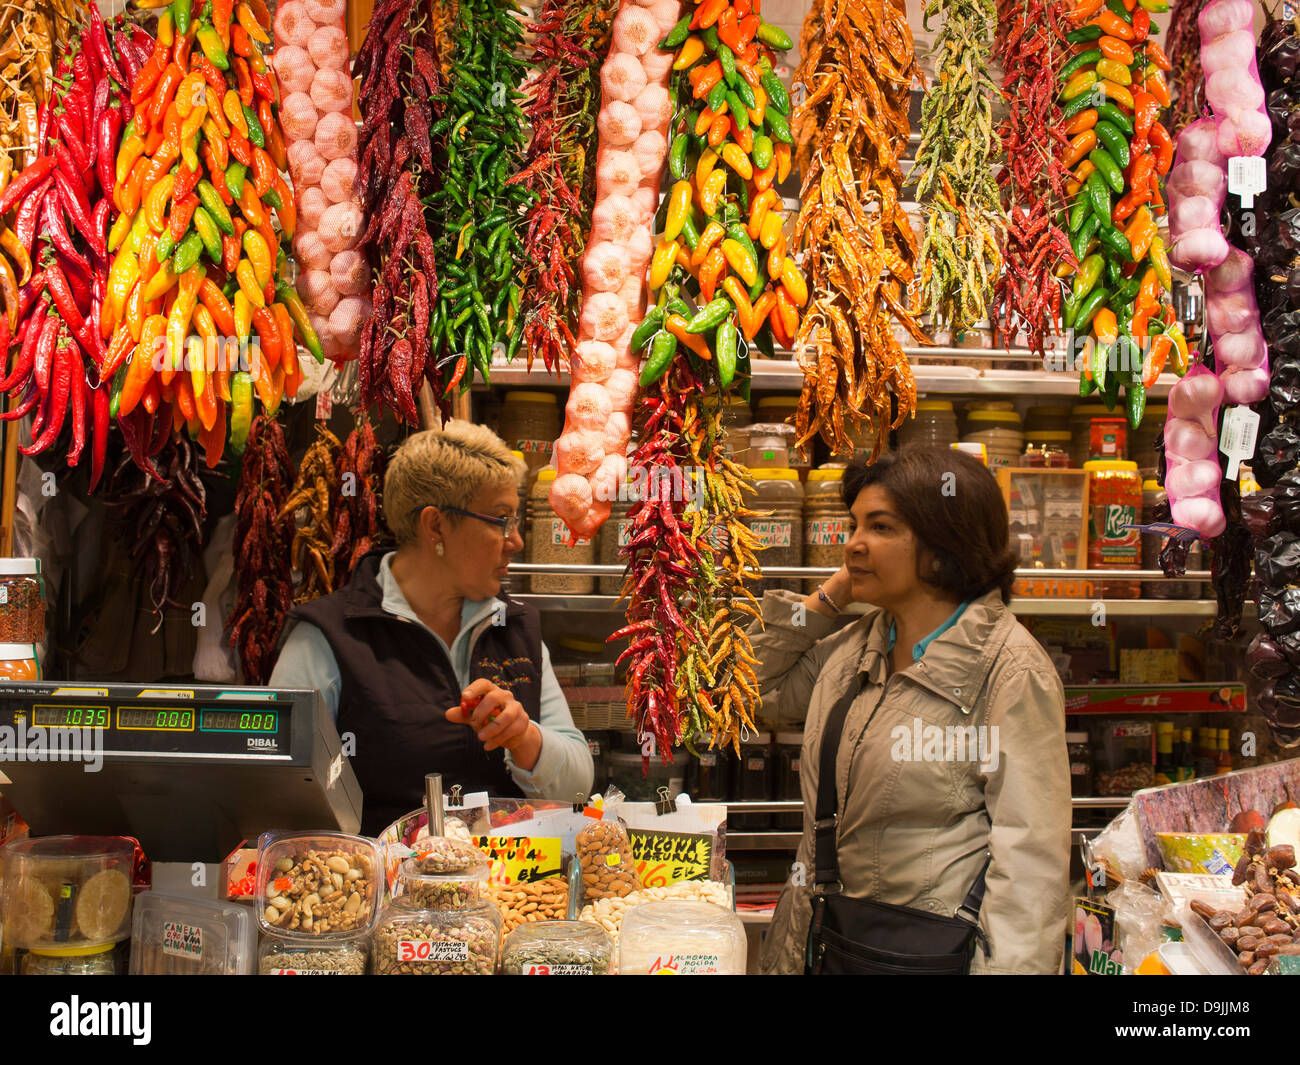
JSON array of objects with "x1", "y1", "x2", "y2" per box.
[
  {"x1": 397, "y1": 938, "x2": 468, "y2": 963},
  {"x1": 1219, "y1": 404, "x2": 1260, "y2": 480},
  {"x1": 649, "y1": 952, "x2": 721, "y2": 974},
  {"x1": 470, "y1": 835, "x2": 563, "y2": 884},
  {"x1": 1227, "y1": 156, "x2": 1267, "y2": 208},
  {"x1": 161, "y1": 921, "x2": 203, "y2": 960},
  {"x1": 267, "y1": 968, "x2": 345, "y2": 975},
  {"x1": 629, "y1": 829, "x2": 713, "y2": 887},
  {"x1": 525, "y1": 963, "x2": 593, "y2": 975},
  {"x1": 315, "y1": 385, "x2": 333, "y2": 421}
]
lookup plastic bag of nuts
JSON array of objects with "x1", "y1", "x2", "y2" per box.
[
  {"x1": 255, "y1": 832, "x2": 382, "y2": 937},
  {"x1": 577, "y1": 820, "x2": 639, "y2": 902},
  {"x1": 490, "y1": 876, "x2": 570, "y2": 935},
  {"x1": 398, "y1": 838, "x2": 490, "y2": 911}
]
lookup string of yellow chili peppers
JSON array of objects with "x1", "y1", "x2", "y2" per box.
[{"x1": 105, "y1": 0, "x2": 320, "y2": 472}]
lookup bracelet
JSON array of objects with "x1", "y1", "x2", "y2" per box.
[{"x1": 817, "y1": 586, "x2": 841, "y2": 614}]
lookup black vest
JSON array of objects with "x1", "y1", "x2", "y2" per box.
[{"x1": 289, "y1": 551, "x2": 542, "y2": 836}]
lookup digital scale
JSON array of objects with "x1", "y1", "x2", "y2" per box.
[{"x1": 0, "y1": 682, "x2": 362, "y2": 861}]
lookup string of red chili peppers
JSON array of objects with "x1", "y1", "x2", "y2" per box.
[
  {"x1": 510, "y1": 0, "x2": 615, "y2": 374},
  {"x1": 1165, "y1": 0, "x2": 1208, "y2": 137},
  {"x1": 993, "y1": 0, "x2": 1076, "y2": 356}
]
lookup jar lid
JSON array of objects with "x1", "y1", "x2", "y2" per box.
[
  {"x1": 1142, "y1": 480, "x2": 1164, "y2": 491},
  {"x1": 0, "y1": 643, "x2": 37, "y2": 658},
  {"x1": 558, "y1": 635, "x2": 606, "y2": 655},
  {"x1": 29, "y1": 943, "x2": 116, "y2": 958},
  {"x1": 504, "y1": 391, "x2": 558, "y2": 404},
  {"x1": 747, "y1": 467, "x2": 799, "y2": 480},
  {"x1": 742, "y1": 731, "x2": 772, "y2": 745},
  {"x1": 775, "y1": 731, "x2": 803, "y2": 745},
  {"x1": 966, "y1": 410, "x2": 1022, "y2": 424},
  {"x1": 0, "y1": 558, "x2": 38, "y2": 576},
  {"x1": 966, "y1": 401, "x2": 1016, "y2": 411},
  {"x1": 1083, "y1": 459, "x2": 1139, "y2": 471},
  {"x1": 806, "y1": 468, "x2": 844, "y2": 481},
  {"x1": 535, "y1": 468, "x2": 557, "y2": 483},
  {"x1": 511, "y1": 450, "x2": 524, "y2": 461},
  {"x1": 1065, "y1": 732, "x2": 1089, "y2": 743},
  {"x1": 914, "y1": 400, "x2": 955, "y2": 412},
  {"x1": 1090, "y1": 416, "x2": 1127, "y2": 425}
]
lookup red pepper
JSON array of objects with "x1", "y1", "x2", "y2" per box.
[
  {"x1": 149, "y1": 63, "x2": 185, "y2": 129},
  {"x1": 96, "y1": 105, "x2": 122, "y2": 200},
  {"x1": 87, "y1": 5, "x2": 125, "y2": 86},
  {"x1": 717, "y1": 8, "x2": 743, "y2": 51},
  {"x1": 13, "y1": 178, "x2": 52, "y2": 254},
  {"x1": 231, "y1": 24, "x2": 252, "y2": 57},
  {"x1": 65, "y1": 348, "x2": 86, "y2": 466},
  {"x1": 42, "y1": 197, "x2": 90, "y2": 273},
  {"x1": 250, "y1": 69, "x2": 276, "y2": 104},
  {"x1": 44, "y1": 260, "x2": 87, "y2": 340},
  {"x1": 0, "y1": 297, "x2": 45, "y2": 391},
  {"x1": 0, "y1": 383, "x2": 40, "y2": 421},
  {"x1": 1149, "y1": 121, "x2": 1173, "y2": 175},
  {"x1": 250, "y1": 147, "x2": 273, "y2": 197},
  {"x1": 33, "y1": 317, "x2": 63, "y2": 410},
  {"x1": 738, "y1": 13, "x2": 760, "y2": 44},
  {"x1": 228, "y1": 130, "x2": 253, "y2": 167},
  {"x1": 88, "y1": 383, "x2": 109, "y2": 491},
  {"x1": 233, "y1": 56, "x2": 254, "y2": 107},
  {"x1": 169, "y1": 193, "x2": 200, "y2": 241},
  {"x1": 0, "y1": 156, "x2": 55, "y2": 217},
  {"x1": 1131, "y1": 7, "x2": 1149, "y2": 41},
  {"x1": 174, "y1": 159, "x2": 201, "y2": 202},
  {"x1": 54, "y1": 171, "x2": 106, "y2": 261}
]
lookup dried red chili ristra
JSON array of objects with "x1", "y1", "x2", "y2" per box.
[
  {"x1": 993, "y1": 0, "x2": 1075, "y2": 356},
  {"x1": 1166, "y1": 0, "x2": 1209, "y2": 138}
]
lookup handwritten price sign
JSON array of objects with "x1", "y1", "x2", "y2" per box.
[
  {"x1": 397, "y1": 939, "x2": 468, "y2": 963},
  {"x1": 471, "y1": 835, "x2": 563, "y2": 884},
  {"x1": 628, "y1": 829, "x2": 713, "y2": 887}
]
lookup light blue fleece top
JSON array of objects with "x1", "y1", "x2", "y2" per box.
[
  {"x1": 268, "y1": 553, "x2": 594, "y2": 802},
  {"x1": 886, "y1": 600, "x2": 973, "y2": 662}
]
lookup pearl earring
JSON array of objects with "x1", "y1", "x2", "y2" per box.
[{"x1": 436, "y1": 542, "x2": 445, "y2": 557}]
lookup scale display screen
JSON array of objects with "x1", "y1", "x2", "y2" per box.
[
  {"x1": 200, "y1": 709, "x2": 279, "y2": 733},
  {"x1": 31, "y1": 705, "x2": 109, "y2": 728},
  {"x1": 117, "y1": 707, "x2": 196, "y2": 731}
]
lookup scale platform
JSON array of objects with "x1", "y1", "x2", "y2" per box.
[{"x1": 0, "y1": 683, "x2": 362, "y2": 861}]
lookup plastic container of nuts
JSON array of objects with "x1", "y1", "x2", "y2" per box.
[
  {"x1": 396, "y1": 838, "x2": 490, "y2": 910},
  {"x1": 255, "y1": 831, "x2": 383, "y2": 938},
  {"x1": 371, "y1": 896, "x2": 501, "y2": 975},
  {"x1": 259, "y1": 931, "x2": 369, "y2": 975}
]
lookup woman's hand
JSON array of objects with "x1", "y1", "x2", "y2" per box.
[
  {"x1": 444, "y1": 678, "x2": 542, "y2": 767},
  {"x1": 824, "y1": 563, "x2": 855, "y2": 609}
]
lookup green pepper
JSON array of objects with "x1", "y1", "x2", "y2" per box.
[
  {"x1": 1104, "y1": 255, "x2": 1124, "y2": 289},
  {"x1": 262, "y1": 187, "x2": 282, "y2": 211},
  {"x1": 1085, "y1": 170, "x2": 1112, "y2": 224},
  {"x1": 1094, "y1": 121, "x2": 1130, "y2": 167},
  {"x1": 1091, "y1": 340, "x2": 1111, "y2": 391},
  {"x1": 1079, "y1": 368, "x2": 1097, "y2": 397},
  {"x1": 1102, "y1": 366, "x2": 1121, "y2": 411},
  {"x1": 640, "y1": 329, "x2": 677, "y2": 386},
  {"x1": 752, "y1": 135, "x2": 774, "y2": 171},
  {"x1": 1106, "y1": 0, "x2": 1132, "y2": 21},
  {"x1": 715, "y1": 321, "x2": 739, "y2": 388},
  {"x1": 765, "y1": 106, "x2": 792, "y2": 144},
  {"x1": 669, "y1": 135, "x2": 689, "y2": 181},
  {"x1": 1071, "y1": 214, "x2": 1101, "y2": 260},
  {"x1": 1066, "y1": 23, "x2": 1103, "y2": 42},
  {"x1": 1069, "y1": 193, "x2": 1091, "y2": 233},
  {"x1": 1063, "y1": 92, "x2": 1097, "y2": 121},
  {"x1": 224, "y1": 161, "x2": 247, "y2": 204},
  {"x1": 686, "y1": 297, "x2": 734, "y2": 334},
  {"x1": 242, "y1": 104, "x2": 265, "y2": 149},
  {"x1": 1096, "y1": 102, "x2": 1134, "y2": 135},
  {"x1": 1072, "y1": 254, "x2": 1105, "y2": 303},
  {"x1": 659, "y1": 15, "x2": 691, "y2": 49},
  {"x1": 1098, "y1": 224, "x2": 1134, "y2": 261},
  {"x1": 756, "y1": 22, "x2": 793, "y2": 49},
  {"x1": 229, "y1": 372, "x2": 253, "y2": 453},
  {"x1": 155, "y1": 230, "x2": 176, "y2": 264},
  {"x1": 1088, "y1": 148, "x2": 1125, "y2": 194},
  {"x1": 173, "y1": 231, "x2": 203, "y2": 275},
  {"x1": 1063, "y1": 292, "x2": 1079, "y2": 330},
  {"x1": 192, "y1": 206, "x2": 222, "y2": 263},
  {"x1": 680, "y1": 214, "x2": 701, "y2": 250},
  {"x1": 172, "y1": 0, "x2": 191, "y2": 36},
  {"x1": 632, "y1": 308, "x2": 665, "y2": 351},
  {"x1": 702, "y1": 25, "x2": 720, "y2": 51},
  {"x1": 707, "y1": 79, "x2": 727, "y2": 114},
  {"x1": 108, "y1": 363, "x2": 127, "y2": 420},
  {"x1": 731, "y1": 76, "x2": 756, "y2": 110},
  {"x1": 195, "y1": 24, "x2": 229, "y2": 70},
  {"x1": 275, "y1": 280, "x2": 324, "y2": 362},
  {"x1": 761, "y1": 72, "x2": 789, "y2": 115},
  {"x1": 1113, "y1": 276, "x2": 1141, "y2": 304},
  {"x1": 718, "y1": 42, "x2": 737, "y2": 81},
  {"x1": 1075, "y1": 285, "x2": 1110, "y2": 333},
  {"x1": 726, "y1": 90, "x2": 749, "y2": 130},
  {"x1": 1059, "y1": 49, "x2": 1102, "y2": 81}
]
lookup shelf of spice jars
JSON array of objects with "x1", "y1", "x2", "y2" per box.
[{"x1": 475, "y1": 357, "x2": 1186, "y2": 398}]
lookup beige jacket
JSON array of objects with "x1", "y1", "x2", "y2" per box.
[{"x1": 751, "y1": 588, "x2": 1070, "y2": 975}]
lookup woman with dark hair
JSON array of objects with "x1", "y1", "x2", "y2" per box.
[{"x1": 755, "y1": 446, "x2": 1069, "y2": 974}]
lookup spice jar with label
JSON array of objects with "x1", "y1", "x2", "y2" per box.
[
  {"x1": 732, "y1": 731, "x2": 774, "y2": 830},
  {"x1": 499, "y1": 391, "x2": 560, "y2": 476},
  {"x1": 0, "y1": 644, "x2": 40, "y2": 680},
  {"x1": 1089, "y1": 417, "x2": 1127, "y2": 461},
  {"x1": 961, "y1": 411, "x2": 1024, "y2": 471},
  {"x1": 1140, "y1": 481, "x2": 1203, "y2": 599},
  {"x1": 1084, "y1": 459, "x2": 1142, "y2": 598},
  {"x1": 746, "y1": 423, "x2": 796, "y2": 470},
  {"x1": 721, "y1": 395, "x2": 754, "y2": 465},
  {"x1": 0, "y1": 559, "x2": 43, "y2": 643},
  {"x1": 527, "y1": 469, "x2": 595, "y2": 594},
  {"x1": 1066, "y1": 732, "x2": 1093, "y2": 797},
  {"x1": 803, "y1": 467, "x2": 850, "y2": 592},
  {"x1": 744, "y1": 468, "x2": 804, "y2": 594},
  {"x1": 1069, "y1": 403, "x2": 1110, "y2": 466}
]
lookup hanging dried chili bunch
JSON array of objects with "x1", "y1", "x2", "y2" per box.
[
  {"x1": 354, "y1": 0, "x2": 443, "y2": 425},
  {"x1": 1166, "y1": 0, "x2": 1209, "y2": 137},
  {"x1": 427, "y1": 0, "x2": 534, "y2": 386},
  {"x1": 993, "y1": 0, "x2": 1074, "y2": 356},
  {"x1": 791, "y1": 0, "x2": 926, "y2": 461},
  {"x1": 913, "y1": 0, "x2": 1005, "y2": 331},
  {"x1": 333, "y1": 418, "x2": 390, "y2": 582},
  {"x1": 279, "y1": 425, "x2": 342, "y2": 604},
  {"x1": 510, "y1": 0, "x2": 615, "y2": 374},
  {"x1": 227, "y1": 414, "x2": 294, "y2": 684}
]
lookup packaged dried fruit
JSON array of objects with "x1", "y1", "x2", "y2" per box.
[
  {"x1": 255, "y1": 831, "x2": 383, "y2": 938},
  {"x1": 1, "y1": 836, "x2": 134, "y2": 949}
]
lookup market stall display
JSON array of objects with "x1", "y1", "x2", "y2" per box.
[{"x1": 617, "y1": 898, "x2": 746, "y2": 973}]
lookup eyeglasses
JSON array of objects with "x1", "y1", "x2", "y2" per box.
[{"x1": 409, "y1": 503, "x2": 520, "y2": 539}]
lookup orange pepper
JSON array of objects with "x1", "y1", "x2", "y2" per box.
[
  {"x1": 695, "y1": 107, "x2": 714, "y2": 137},
  {"x1": 1142, "y1": 333, "x2": 1173, "y2": 389},
  {"x1": 775, "y1": 287, "x2": 799, "y2": 341},
  {"x1": 707, "y1": 110, "x2": 729, "y2": 148},
  {"x1": 691, "y1": 0, "x2": 728, "y2": 30},
  {"x1": 754, "y1": 162, "x2": 776, "y2": 192},
  {"x1": 1124, "y1": 205, "x2": 1157, "y2": 261},
  {"x1": 1063, "y1": 130, "x2": 1097, "y2": 168},
  {"x1": 198, "y1": 397, "x2": 225, "y2": 468},
  {"x1": 1145, "y1": 70, "x2": 1171, "y2": 108},
  {"x1": 1137, "y1": 266, "x2": 1160, "y2": 313},
  {"x1": 1092, "y1": 307, "x2": 1118, "y2": 345},
  {"x1": 1098, "y1": 36, "x2": 1135, "y2": 64},
  {"x1": 1067, "y1": 0, "x2": 1105, "y2": 18},
  {"x1": 1064, "y1": 109, "x2": 1098, "y2": 137},
  {"x1": 1067, "y1": 159, "x2": 1096, "y2": 197},
  {"x1": 1146, "y1": 39, "x2": 1172, "y2": 72},
  {"x1": 690, "y1": 60, "x2": 724, "y2": 100},
  {"x1": 699, "y1": 246, "x2": 726, "y2": 303},
  {"x1": 174, "y1": 371, "x2": 198, "y2": 422},
  {"x1": 665, "y1": 313, "x2": 713, "y2": 360},
  {"x1": 141, "y1": 376, "x2": 161, "y2": 415},
  {"x1": 1094, "y1": 11, "x2": 1135, "y2": 39},
  {"x1": 731, "y1": 119, "x2": 753, "y2": 154},
  {"x1": 722, "y1": 276, "x2": 753, "y2": 323},
  {"x1": 773, "y1": 143, "x2": 791, "y2": 183},
  {"x1": 740, "y1": 291, "x2": 775, "y2": 340},
  {"x1": 115, "y1": 157, "x2": 149, "y2": 215},
  {"x1": 271, "y1": 173, "x2": 296, "y2": 239}
]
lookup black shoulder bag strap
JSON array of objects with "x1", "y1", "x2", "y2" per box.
[{"x1": 811, "y1": 668, "x2": 993, "y2": 910}]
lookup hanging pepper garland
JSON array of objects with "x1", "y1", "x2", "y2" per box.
[
  {"x1": 354, "y1": 0, "x2": 444, "y2": 423},
  {"x1": 510, "y1": 0, "x2": 616, "y2": 374},
  {"x1": 1166, "y1": 0, "x2": 1209, "y2": 136},
  {"x1": 913, "y1": 0, "x2": 1005, "y2": 332},
  {"x1": 992, "y1": 0, "x2": 1074, "y2": 356},
  {"x1": 791, "y1": 0, "x2": 925, "y2": 461}
]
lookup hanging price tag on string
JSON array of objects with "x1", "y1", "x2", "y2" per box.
[
  {"x1": 1227, "y1": 156, "x2": 1267, "y2": 208},
  {"x1": 1219, "y1": 405, "x2": 1260, "y2": 480}
]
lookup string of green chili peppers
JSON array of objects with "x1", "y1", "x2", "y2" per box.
[{"x1": 913, "y1": 0, "x2": 1005, "y2": 331}]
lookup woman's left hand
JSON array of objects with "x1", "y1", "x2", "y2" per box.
[{"x1": 445, "y1": 678, "x2": 536, "y2": 753}]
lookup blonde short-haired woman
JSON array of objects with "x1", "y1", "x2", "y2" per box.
[{"x1": 270, "y1": 421, "x2": 593, "y2": 833}]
